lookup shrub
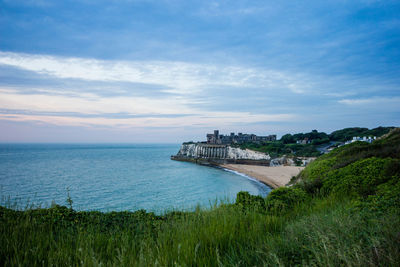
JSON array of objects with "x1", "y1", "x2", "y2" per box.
[
  {"x1": 364, "y1": 177, "x2": 400, "y2": 213},
  {"x1": 320, "y1": 157, "x2": 400, "y2": 198},
  {"x1": 265, "y1": 187, "x2": 308, "y2": 212},
  {"x1": 299, "y1": 128, "x2": 400, "y2": 184},
  {"x1": 298, "y1": 177, "x2": 323, "y2": 195},
  {"x1": 235, "y1": 191, "x2": 265, "y2": 212}
]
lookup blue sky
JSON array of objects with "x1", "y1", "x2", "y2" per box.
[{"x1": 0, "y1": 0, "x2": 399, "y2": 142}]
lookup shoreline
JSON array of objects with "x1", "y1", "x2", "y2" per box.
[{"x1": 219, "y1": 164, "x2": 304, "y2": 189}]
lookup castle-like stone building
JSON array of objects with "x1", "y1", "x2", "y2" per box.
[
  {"x1": 171, "y1": 130, "x2": 275, "y2": 165},
  {"x1": 206, "y1": 130, "x2": 276, "y2": 145}
]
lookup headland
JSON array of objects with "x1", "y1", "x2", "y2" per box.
[{"x1": 171, "y1": 130, "x2": 311, "y2": 188}]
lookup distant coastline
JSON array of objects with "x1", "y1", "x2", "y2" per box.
[{"x1": 172, "y1": 130, "x2": 308, "y2": 189}]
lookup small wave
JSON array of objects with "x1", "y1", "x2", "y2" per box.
[{"x1": 220, "y1": 167, "x2": 271, "y2": 191}]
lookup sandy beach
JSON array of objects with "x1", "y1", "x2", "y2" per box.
[{"x1": 220, "y1": 164, "x2": 304, "y2": 189}]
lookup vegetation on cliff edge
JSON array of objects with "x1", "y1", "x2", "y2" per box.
[{"x1": 238, "y1": 126, "x2": 394, "y2": 158}]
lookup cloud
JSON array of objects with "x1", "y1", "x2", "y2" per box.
[
  {"x1": 2, "y1": 51, "x2": 337, "y2": 129},
  {"x1": 338, "y1": 98, "x2": 374, "y2": 105},
  {"x1": 0, "y1": 85, "x2": 296, "y2": 129},
  {"x1": 0, "y1": 51, "x2": 398, "y2": 139},
  {"x1": 338, "y1": 97, "x2": 400, "y2": 106},
  {"x1": 0, "y1": 64, "x2": 176, "y2": 98},
  {"x1": 0, "y1": 51, "x2": 312, "y2": 96},
  {"x1": 0, "y1": 110, "x2": 295, "y2": 129},
  {"x1": 0, "y1": 87, "x2": 193, "y2": 115},
  {"x1": 0, "y1": 51, "x2": 307, "y2": 131},
  {"x1": 0, "y1": 109, "x2": 196, "y2": 119},
  {"x1": 195, "y1": 2, "x2": 269, "y2": 18}
]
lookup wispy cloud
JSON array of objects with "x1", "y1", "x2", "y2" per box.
[
  {"x1": 0, "y1": 52, "x2": 312, "y2": 96},
  {"x1": 0, "y1": 109, "x2": 196, "y2": 119},
  {"x1": 0, "y1": 110, "x2": 295, "y2": 129},
  {"x1": 338, "y1": 98, "x2": 374, "y2": 105},
  {"x1": 0, "y1": 87, "x2": 193, "y2": 115},
  {"x1": 195, "y1": 2, "x2": 269, "y2": 17},
  {"x1": 1, "y1": 50, "x2": 399, "y2": 136},
  {"x1": 0, "y1": 51, "x2": 299, "y2": 130},
  {"x1": 338, "y1": 97, "x2": 400, "y2": 107}
]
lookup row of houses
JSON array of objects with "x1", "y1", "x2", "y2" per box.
[
  {"x1": 296, "y1": 138, "x2": 311, "y2": 144},
  {"x1": 344, "y1": 136, "x2": 377, "y2": 145}
]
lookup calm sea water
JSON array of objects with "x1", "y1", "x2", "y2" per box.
[{"x1": 0, "y1": 144, "x2": 270, "y2": 213}]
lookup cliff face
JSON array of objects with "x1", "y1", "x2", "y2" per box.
[
  {"x1": 226, "y1": 147, "x2": 271, "y2": 160},
  {"x1": 176, "y1": 143, "x2": 270, "y2": 160},
  {"x1": 173, "y1": 143, "x2": 316, "y2": 166},
  {"x1": 177, "y1": 143, "x2": 198, "y2": 158}
]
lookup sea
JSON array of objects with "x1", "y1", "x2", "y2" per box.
[{"x1": 0, "y1": 144, "x2": 271, "y2": 213}]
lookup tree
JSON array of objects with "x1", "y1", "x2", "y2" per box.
[{"x1": 281, "y1": 134, "x2": 295, "y2": 144}]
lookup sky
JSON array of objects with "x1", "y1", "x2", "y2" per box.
[{"x1": 0, "y1": 0, "x2": 399, "y2": 143}]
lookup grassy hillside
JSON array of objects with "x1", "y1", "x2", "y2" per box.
[
  {"x1": 297, "y1": 128, "x2": 400, "y2": 183},
  {"x1": 1, "y1": 129, "x2": 400, "y2": 266},
  {"x1": 329, "y1": 126, "x2": 394, "y2": 142},
  {"x1": 238, "y1": 126, "x2": 394, "y2": 158}
]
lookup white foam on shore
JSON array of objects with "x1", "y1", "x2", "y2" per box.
[{"x1": 219, "y1": 167, "x2": 272, "y2": 191}]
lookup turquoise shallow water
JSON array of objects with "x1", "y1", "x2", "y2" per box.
[{"x1": 0, "y1": 144, "x2": 271, "y2": 213}]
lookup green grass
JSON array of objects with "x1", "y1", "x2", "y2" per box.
[
  {"x1": 1, "y1": 196, "x2": 399, "y2": 266},
  {"x1": 297, "y1": 128, "x2": 400, "y2": 183},
  {"x1": 1, "y1": 128, "x2": 400, "y2": 266}
]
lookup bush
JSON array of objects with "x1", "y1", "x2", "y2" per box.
[
  {"x1": 235, "y1": 191, "x2": 265, "y2": 212},
  {"x1": 265, "y1": 187, "x2": 309, "y2": 212},
  {"x1": 298, "y1": 178, "x2": 323, "y2": 195},
  {"x1": 364, "y1": 177, "x2": 400, "y2": 213},
  {"x1": 321, "y1": 157, "x2": 400, "y2": 198},
  {"x1": 299, "y1": 129, "x2": 400, "y2": 183}
]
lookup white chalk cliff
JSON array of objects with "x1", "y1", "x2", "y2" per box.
[
  {"x1": 226, "y1": 147, "x2": 270, "y2": 160},
  {"x1": 176, "y1": 143, "x2": 270, "y2": 160}
]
